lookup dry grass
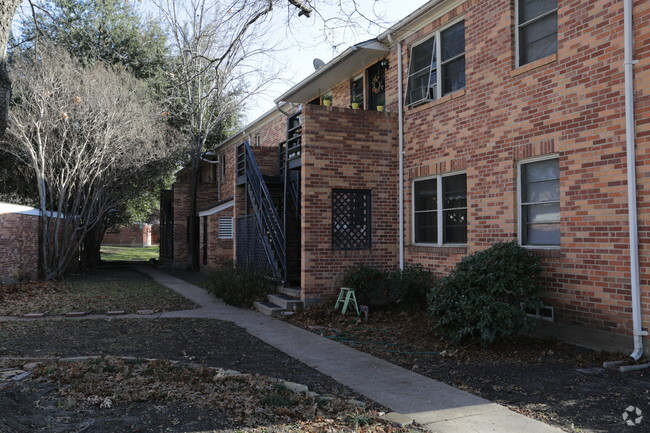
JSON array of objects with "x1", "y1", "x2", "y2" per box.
[{"x1": 0, "y1": 270, "x2": 197, "y2": 315}]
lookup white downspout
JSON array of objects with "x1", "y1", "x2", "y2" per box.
[
  {"x1": 624, "y1": 0, "x2": 646, "y2": 361},
  {"x1": 388, "y1": 33, "x2": 405, "y2": 270}
]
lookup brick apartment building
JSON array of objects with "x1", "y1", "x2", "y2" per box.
[{"x1": 161, "y1": 0, "x2": 649, "y2": 355}]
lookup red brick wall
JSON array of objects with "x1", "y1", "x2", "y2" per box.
[
  {"x1": 301, "y1": 105, "x2": 399, "y2": 301},
  {"x1": 389, "y1": 0, "x2": 648, "y2": 337},
  {"x1": 171, "y1": 182, "x2": 190, "y2": 266},
  {"x1": 199, "y1": 209, "x2": 234, "y2": 270},
  {"x1": 0, "y1": 210, "x2": 39, "y2": 284},
  {"x1": 151, "y1": 224, "x2": 160, "y2": 245},
  {"x1": 252, "y1": 146, "x2": 280, "y2": 177},
  {"x1": 102, "y1": 224, "x2": 152, "y2": 246}
]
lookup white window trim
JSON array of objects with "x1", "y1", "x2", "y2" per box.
[
  {"x1": 406, "y1": 16, "x2": 465, "y2": 106},
  {"x1": 517, "y1": 154, "x2": 560, "y2": 249},
  {"x1": 412, "y1": 170, "x2": 467, "y2": 247},
  {"x1": 515, "y1": 0, "x2": 559, "y2": 68}
]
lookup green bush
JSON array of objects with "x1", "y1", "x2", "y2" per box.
[
  {"x1": 388, "y1": 264, "x2": 435, "y2": 311},
  {"x1": 340, "y1": 263, "x2": 435, "y2": 310},
  {"x1": 339, "y1": 264, "x2": 388, "y2": 306},
  {"x1": 428, "y1": 241, "x2": 543, "y2": 346},
  {"x1": 206, "y1": 263, "x2": 276, "y2": 308}
]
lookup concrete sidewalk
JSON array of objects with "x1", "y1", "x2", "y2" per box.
[{"x1": 137, "y1": 266, "x2": 563, "y2": 433}]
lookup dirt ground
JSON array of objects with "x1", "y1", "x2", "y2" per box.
[
  {"x1": 286, "y1": 304, "x2": 650, "y2": 433},
  {"x1": 0, "y1": 318, "x2": 423, "y2": 433}
]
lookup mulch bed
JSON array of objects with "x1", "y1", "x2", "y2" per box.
[
  {"x1": 0, "y1": 319, "x2": 428, "y2": 433},
  {"x1": 1, "y1": 356, "x2": 424, "y2": 433},
  {"x1": 286, "y1": 302, "x2": 650, "y2": 433}
]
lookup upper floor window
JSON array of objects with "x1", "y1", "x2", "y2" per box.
[
  {"x1": 519, "y1": 157, "x2": 560, "y2": 246},
  {"x1": 407, "y1": 20, "x2": 465, "y2": 105},
  {"x1": 413, "y1": 173, "x2": 467, "y2": 245},
  {"x1": 351, "y1": 75, "x2": 364, "y2": 108},
  {"x1": 517, "y1": 0, "x2": 558, "y2": 66}
]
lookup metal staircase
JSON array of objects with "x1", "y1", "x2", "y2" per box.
[{"x1": 238, "y1": 141, "x2": 287, "y2": 283}]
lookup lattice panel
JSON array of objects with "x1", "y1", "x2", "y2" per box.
[
  {"x1": 236, "y1": 216, "x2": 274, "y2": 278},
  {"x1": 332, "y1": 189, "x2": 371, "y2": 250}
]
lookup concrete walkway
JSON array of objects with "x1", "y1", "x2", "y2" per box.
[{"x1": 131, "y1": 266, "x2": 563, "y2": 433}]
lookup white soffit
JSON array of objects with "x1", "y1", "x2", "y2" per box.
[
  {"x1": 198, "y1": 200, "x2": 234, "y2": 217},
  {"x1": 0, "y1": 202, "x2": 40, "y2": 216},
  {"x1": 275, "y1": 39, "x2": 389, "y2": 104}
]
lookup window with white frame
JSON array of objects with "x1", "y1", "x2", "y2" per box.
[
  {"x1": 413, "y1": 173, "x2": 467, "y2": 244},
  {"x1": 519, "y1": 157, "x2": 560, "y2": 246},
  {"x1": 218, "y1": 217, "x2": 234, "y2": 239},
  {"x1": 407, "y1": 20, "x2": 465, "y2": 105},
  {"x1": 517, "y1": 0, "x2": 558, "y2": 66}
]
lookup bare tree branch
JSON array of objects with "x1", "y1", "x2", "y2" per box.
[{"x1": 1, "y1": 45, "x2": 180, "y2": 278}]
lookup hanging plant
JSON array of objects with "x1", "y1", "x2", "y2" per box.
[{"x1": 371, "y1": 75, "x2": 384, "y2": 94}]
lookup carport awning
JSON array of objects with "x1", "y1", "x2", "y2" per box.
[{"x1": 274, "y1": 39, "x2": 389, "y2": 104}]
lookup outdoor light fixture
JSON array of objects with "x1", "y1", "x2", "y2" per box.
[{"x1": 380, "y1": 59, "x2": 389, "y2": 69}]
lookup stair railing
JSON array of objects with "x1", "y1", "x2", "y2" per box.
[{"x1": 242, "y1": 141, "x2": 286, "y2": 282}]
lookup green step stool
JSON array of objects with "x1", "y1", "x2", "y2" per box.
[{"x1": 334, "y1": 287, "x2": 360, "y2": 316}]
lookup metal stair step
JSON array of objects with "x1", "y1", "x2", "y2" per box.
[
  {"x1": 267, "y1": 293, "x2": 303, "y2": 312},
  {"x1": 254, "y1": 301, "x2": 284, "y2": 317}
]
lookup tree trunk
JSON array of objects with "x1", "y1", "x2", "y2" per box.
[
  {"x1": 0, "y1": 0, "x2": 21, "y2": 135},
  {"x1": 80, "y1": 224, "x2": 105, "y2": 271}
]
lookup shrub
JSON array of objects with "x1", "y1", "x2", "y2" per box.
[
  {"x1": 428, "y1": 241, "x2": 543, "y2": 346},
  {"x1": 388, "y1": 264, "x2": 435, "y2": 311},
  {"x1": 339, "y1": 264, "x2": 388, "y2": 306},
  {"x1": 206, "y1": 263, "x2": 276, "y2": 308}
]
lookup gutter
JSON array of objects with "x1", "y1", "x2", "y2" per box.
[
  {"x1": 623, "y1": 0, "x2": 646, "y2": 361},
  {"x1": 388, "y1": 33, "x2": 405, "y2": 270}
]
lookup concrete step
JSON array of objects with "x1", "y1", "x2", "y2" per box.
[
  {"x1": 268, "y1": 293, "x2": 303, "y2": 312},
  {"x1": 278, "y1": 286, "x2": 301, "y2": 298},
  {"x1": 254, "y1": 301, "x2": 284, "y2": 317}
]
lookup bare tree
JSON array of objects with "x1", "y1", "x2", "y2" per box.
[
  {"x1": 1, "y1": 46, "x2": 179, "y2": 279},
  {"x1": 153, "y1": 0, "x2": 292, "y2": 269},
  {"x1": 0, "y1": 0, "x2": 22, "y2": 134}
]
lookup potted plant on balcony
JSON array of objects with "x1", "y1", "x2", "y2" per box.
[
  {"x1": 322, "y1": 95, "x2": 332, "y2": 107},
  {"x1": 351, "y1": 94, "x2": 362, "y2": 110}
]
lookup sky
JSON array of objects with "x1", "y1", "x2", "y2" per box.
[
  {"x1": 243, "y1": 0, "x2": 429, "y2": 122},
  {"x1": 12, "y1": 0, "x2": 429, "y2": 123},
  {"x1": 239, "y1": 0, "x2": 428, "y2": 122}
]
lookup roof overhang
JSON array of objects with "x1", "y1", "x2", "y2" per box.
[
  {"x1": 377, "y1": 0, "x2": 464, "y2": 43},
  {"x1": 274, "y1": 39, "x2": 389, "y2": 104},
  {"x1": 198, "y1": 198, "x2": 234, "y2": 217}
]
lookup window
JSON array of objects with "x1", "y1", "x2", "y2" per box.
[
  {"x1": 219, "y1": 217, "x2": 234, "y2": 239},
  {"x1": 413, "y1": 173, "x2": 467, "y2": 244},
  {"x1": 407, "y1": 20, "x2": 465, "y2": 105},
  {"x1": 332, "y1": 189, "x2": 371, "y2": 250},
  {"x1": 519, "y1": 157, "x2": 560, "y2": 246},
  {"x1": 517, "y1": 0, "x2": 558, "y2": 66},
  {"x1": 351, "y1": 75, "x2": 364, "y2": 107}
]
